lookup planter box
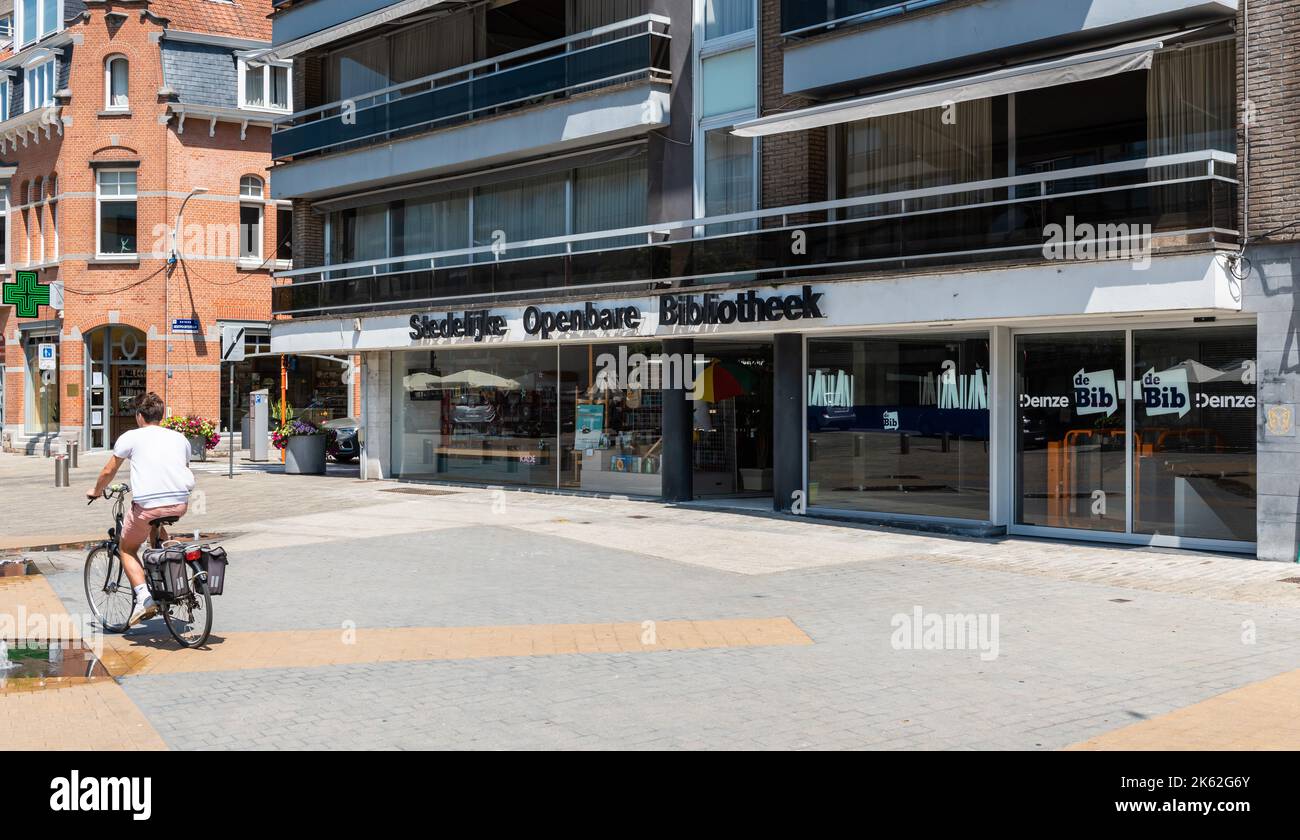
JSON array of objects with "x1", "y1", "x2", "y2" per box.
[
  {"x1": 285, "y1": 434, "x2": 327, "y2": 475},
  {"x1": 186, "y1": 436, "x2": 208, "y2": 462}
]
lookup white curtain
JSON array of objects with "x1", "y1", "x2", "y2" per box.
[
  {"x1": 572, "y1": 155, "x2": 647, "y2": 250},
  {"x1": 842, "y1": 98, "x2": 994, "y2": 206},
  {"x1": 391, "y1": 11, "x2": 478, "y2": 85},
  {"x1": 473, "y1": 172, "x2": 568, "y2": 260},
  {"x1": 1148, "y1": 40, "x2": 1236, "y2": 158},
  {"x1": 398, "y1": 192, "x2": 471, "y2": 266},
  {"x1": 704, "y1": 0, "x2": 753, "y2": 40},
  {"x1": 705, "y1": 128, "x2": 754, "y2": 225},
  {"x1": 327, "y1": 38, "x2": 390, "y2": 103}
]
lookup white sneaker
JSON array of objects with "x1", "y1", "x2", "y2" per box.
[{"x1": 128, "y1": 595, "x2": 158, "y2": 626}]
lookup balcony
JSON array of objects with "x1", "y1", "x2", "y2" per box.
[
  {"x1": 272, "y1": 15, "x2": 672, "y2": 163},
  {"x1": 782, "y1": 0, "x2": 954, "y2": 38},
  {"x1": 273, "y1": 150, "x2": 1238, "y2": 318}
]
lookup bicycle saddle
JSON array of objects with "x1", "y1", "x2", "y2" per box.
[{"x1": 150, "y1": 516, "x2": 182, "y2": 526}]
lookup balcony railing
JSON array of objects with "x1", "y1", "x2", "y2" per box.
[
  {"x1": 272, "y1": 14, "x2": 672, "y2": 161},
  {"x1": 272, "y1": 150, "x2": 1239, "y2": 318},
  {"x1": 782, "y1": 0, "x2": 953, "y2": 37}
]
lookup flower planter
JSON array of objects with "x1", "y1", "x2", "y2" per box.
[
  {"x1": 186, "y1": 435, "x2": 208, "y2": 462},
  {"x1": 285, "y1": 434, "x2": 327, "y2": 475}
]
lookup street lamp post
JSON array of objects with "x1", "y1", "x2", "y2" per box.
[{"x1": 165, "y1": 187, "x2": 209, "y2": 407}]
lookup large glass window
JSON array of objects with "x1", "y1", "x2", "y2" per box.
[
  {"x1": 703, "y1": 0, "x2": 753, "y2": 40},
  {"x1": 473, "y1": 172, "x2": 567, "y2": 261},
  {"x1": 391, "y1": 346, "x2": 558, "y2": 485},
  {"x1": 1017, "y1": 332, "x2": 1127, "y2": 533},
  {"x1": 559, "y1": 342, "x2": 664, "y2": 495},
  {"x1": 23, "y1": 334, "x2": 58, "y2": 434},
  {"x1": 1132, "y1": 326, "x2": 1256, "y2": 542},
  {"x1": 1016, "y1": 326, "x2": 1256, "y2": 544},
  {"x1": 703, "y1": 127, "x2": 754, "y2": 233},
  {"x1": 24, "y1": 58, "x2": 56, "y2": 112},
  {"x1": 808, "y1": 334, "x2": 990, "y2": 520},
  {"x1": 96, "y1": 170, "x2": 137, "y2": 256}
]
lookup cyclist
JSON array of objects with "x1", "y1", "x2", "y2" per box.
[{"x1": 86, "y1": 392, "x2": 196, "y2": 626}]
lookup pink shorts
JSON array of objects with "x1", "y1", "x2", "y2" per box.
[{"x1": 121, "y1": 502, "x2": 189, "y2": 551}]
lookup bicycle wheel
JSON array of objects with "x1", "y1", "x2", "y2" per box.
[
  {"x1": 84, "y1": 545, "x2": 132, "y2": 633},
  {"x1": 163, "y1": 562, "x2": 212, "y2": 648}
]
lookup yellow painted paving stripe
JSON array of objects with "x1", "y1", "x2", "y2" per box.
[
  {"x1": 100, "y1": 618, "x2": 814, "y2": 677},
  {"x1": 1067, "y1": 668, "x2": 1300, "y2": 751},
  {"x1": 1, "y1": 573, "x2": 166, "y2": 750}
]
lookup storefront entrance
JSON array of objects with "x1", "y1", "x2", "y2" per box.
[
  {"x1": 1015, "y1": 324, "x2": 1256, "y2": 547},
  {"x1": 24, "y1": 333, "x2": 61, "y2": 436},
  {"x1": 691, "y1": 340, "x2": 774, "y2": 498},
  {"x1": 85, "y1": 326, "x2": 146, "y2": 449}
]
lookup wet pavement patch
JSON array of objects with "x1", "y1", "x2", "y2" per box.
[{"x1": 0, "y1": 640, "x2": 112, "y2": 692}]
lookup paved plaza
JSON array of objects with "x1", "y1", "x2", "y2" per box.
[{"x1": 3, "y1": 450, "x2": 1300, "y2": 750}]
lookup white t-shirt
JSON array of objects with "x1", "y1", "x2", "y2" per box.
[{"x1": 113, "y1": 425, "x2": 196, "y2": 509}]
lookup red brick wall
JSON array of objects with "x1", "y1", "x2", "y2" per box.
[
  {"x1": 2, "y1": 9, "x2": 287, "y2": 446},
  {"x1": 758, "y1": 0, "x2": 827, "y2": 221}
]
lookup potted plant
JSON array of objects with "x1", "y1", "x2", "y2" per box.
[
  {"x1": 273, "y1": 418, "x2": 337, "y2": 475},
  {"x1": 161, "y1": 415, "x2": 220, "y2": 462}
]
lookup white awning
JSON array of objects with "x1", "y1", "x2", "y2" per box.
[
  {"x1": 733, "y1": 35, "x2": 1170, "y2": 137},
  {"x1": 264, "y1": 0, "x2": 454, "y2": 60}
]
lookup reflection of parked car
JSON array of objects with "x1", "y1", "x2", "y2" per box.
[
  {"x1": 323, "y1": 417, "x2": 359, "y2": 463},
  {"x1": 808, "y1": 405, "x2": 855, "y2": 431},
  {"x1": 452, "y1": 395, "x2": 496, "y2": 427}
]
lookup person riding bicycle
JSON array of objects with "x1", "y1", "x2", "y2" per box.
[{"x1": 86, "y1": 392, "x2": 196, "y2": 626}]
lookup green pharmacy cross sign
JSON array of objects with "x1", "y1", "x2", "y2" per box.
[{"x1": 3, "y1": 271, "x2": 51, "y2": 318}]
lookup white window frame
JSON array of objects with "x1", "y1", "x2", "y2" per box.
[
  {"x1": 239, "y1": 176, "x2": 264, "y2": 265},
  {"x1": 14, "y1": 0, "x2": 62, "y2": 50},
  {"x1": 0, "y1": 185, "x2": 9, "y2": 271},
  {"x1": 237, "y1": 58, "x2": 292, "y2": 113},
  {"x1": 0, "y1": 78, "x2": 9, "y2": 121},
  {"x1": 95, "y1": 168, "x2": 138, "y2": 259},
  {"x1": 104, "y1": 54, "x2": 129, "y2": 111},
  {"x1": 23, "y1": 55, "x2": 57, "y2": 113},
  {"x1": 274, "y1": 201, "x2": 293, "y2": 269},
  {"x1": 692, "y1": 0, "x2": 758, "y2": 222}
]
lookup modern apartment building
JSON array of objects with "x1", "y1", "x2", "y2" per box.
[
  {"x1": 0, "y1": 0, "x2": 356, "y2": 455},
  {"x1": 268, "y1": 0, "x2": 1300, "y2": 561}
]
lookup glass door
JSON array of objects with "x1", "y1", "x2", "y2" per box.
[{"x1": 87, "y1": 330, "x2": 108, "y2": 449}]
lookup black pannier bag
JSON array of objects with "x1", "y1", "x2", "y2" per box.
[
  {"x1": 141, "y1": 546, "x2": 192, "y2": 601},
  {"x1": 200, "y1": 546, "x2": 228, "y2": 596}
]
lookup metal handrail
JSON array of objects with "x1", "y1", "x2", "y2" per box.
[
  {"x1": 276, "y1": 13, "x2": 672, "y2": 127},
  {"x1": 275, "y1": 149, "x2": 1237, "y2": 284}
]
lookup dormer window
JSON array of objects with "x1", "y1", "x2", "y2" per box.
[
  {"x1": 24, "y1": 56, "x2": 56, "y2": 112},
  {"x1": 238, "y1": 58, "x2": 291, "y2": 112},
  {"x1": 16, "y1": 0, "x2": 61, "y2": 49}
]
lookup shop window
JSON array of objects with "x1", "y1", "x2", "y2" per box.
[
  {"x1": 1132, "y1": 326, "x2": 1256, "y2": 542},
  {"x1": 96, "y1": 169, "x2": 137, "y2": 256},
  {"x1": 390, "y1": 347, "x2": 559, "y2": 485},
  {"x1": 808, "y1": 334, "x2": 991, "y2": 520},
  {"x1": 1015, "y1": 326, "x2": 1256, "y2": 544}
]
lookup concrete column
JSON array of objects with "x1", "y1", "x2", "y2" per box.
[
  {"x1": 660, "y1": 338, "x2": 694, "y2": 502},
  {"x1": 988, "y1": 326, "x2": 1015, "y2": 527},
  {"x1": 773, "y1": 332, "x2": 804, "y2": 512},
  {"x1": 360, "y1": 351, "x2": 391, "y2": 481}
]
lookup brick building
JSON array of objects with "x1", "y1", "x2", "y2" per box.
[{"x1": 0, "y1": 0, "x2": 354, "y2": 455}]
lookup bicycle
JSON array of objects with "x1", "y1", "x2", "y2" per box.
[{"x1": 84, "y1": 483, "x2": 213, "y2": 648}]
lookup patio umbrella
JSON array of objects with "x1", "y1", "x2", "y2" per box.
[
  {"x1": 437, "y1": 369, "x2": 519, "y2": 389},
  {"x1": 691, "y1": 360, "x2": 755, "y2": 403},
  {"x1": 402, "y1": 372, "x2": 442, "y2": 391}
]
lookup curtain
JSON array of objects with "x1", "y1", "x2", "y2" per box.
[
  {"x1": 841, "y1": 98, "x2": 993, "y2": 214},
  {"x1": 1148, "y1": 40, "x2": 1236, "y2": 157},
  {"x1": 572, "y1": 155, "x2": 647, "y2": 250},
  {"x1": 704, "y1": 0, "x2": 754, "y2": 40},
  {"x1": 705, "y1": 128, "x2": 754, "y2": 232},
  {"x1": 396, "y1": 192, "x2": 470, "y2": 266},
  {"x1": 327, "y1": 38, "x2": 390, "y2": 103},
  {"x1": 391, "y1": 11, "x2": 478, "y2": 86},
  {"x1": 473, "y1": 172, "x2": 568, "y2": 260},
  {"x1": 568, "y1": 0, "x2": 645, "y2": 33}
]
